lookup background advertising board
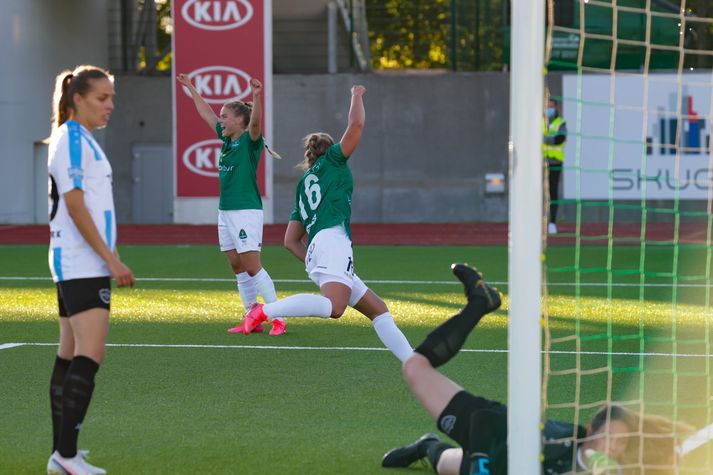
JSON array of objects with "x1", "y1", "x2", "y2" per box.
[
  {"x1": 563, "y1": 73, "x2": 712, "y2": 200},
  {"x1": 172, "y1": 0, "x2": 273, "y2": 221}
]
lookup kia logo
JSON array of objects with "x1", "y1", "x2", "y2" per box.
[
  {"x1": 183, "y1": 139, "x2": 222, "y2": 177},
  {"x1": 181, "y1": 0, "x2": 253, "y2": 31},
  {"x1": 181, "y1": 66, "x2": 252, "y2": 104}
]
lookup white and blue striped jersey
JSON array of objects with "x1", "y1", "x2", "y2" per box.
[{"x1": 48, "y1": 120, "x2": 116, "y2": 282}]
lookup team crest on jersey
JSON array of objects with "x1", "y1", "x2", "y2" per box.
[
  {"x1": 439, "y1": 415, "x2": 456, "y2": 434},
  {"x1": 239, "y1": 229, "x2": 247, "y2": 240},
  {"x1": 98, "y1": 288, "x2": 111, "y2": 305}
]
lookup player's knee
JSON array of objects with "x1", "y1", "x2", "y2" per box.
[
  {"x1": 246, "y1": 265, "x2": 261, "y2": 277},
  {"x1": 330, "y1": 304, "x2": 347, "y2": 318},
  {"x1": 402, "y1": 353, "x2": 429, "y2": 386}
]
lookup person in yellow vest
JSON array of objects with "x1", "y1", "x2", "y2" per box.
[{"x1": 543, "y1": 98, "x2": 567, "y2": 235}]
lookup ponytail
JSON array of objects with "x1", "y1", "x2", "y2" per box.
[
  {"x1": 51, "y1": 65, "x2": 112, "y2": 131},
  {"x1": 52, "y1": 71, "x2": 74, "y2": 131},
  {"x1": 298, "y1": 133, "x2": 334, "y2": 171}
]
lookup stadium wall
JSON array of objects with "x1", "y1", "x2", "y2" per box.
[
  {"x1": 99, "y1": 72, "x2": 512, "y2": 224},
  {"x1": 0, "y1": 0, "x2": 110, "y2": 224}
]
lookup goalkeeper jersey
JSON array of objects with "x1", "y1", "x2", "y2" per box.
[
  {"x1": 542, "y1": 420, "x2": 588, "y2": 474},
  {"x1": 483, "y1": 419, "x2": 587, "y2": 475}
]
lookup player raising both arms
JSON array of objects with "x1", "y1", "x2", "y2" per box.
[
  {"x1": 381, "y1": 263, "x2": 694, "y2": 475},
  {"x1": 177, "y1": 73, "x2": 285, "y2": 336},
  {"x1": 232, "y1": 85, "x2": 413, "y2": 363}
]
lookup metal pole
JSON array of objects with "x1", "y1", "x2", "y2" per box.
[
  {"x1": 508, "y1": 0, "x2": 544, "y2": 473},
  {"x1": 328, "y1": 2, "x2": 338, "y2": 73},
  {"x1": 450, "y1": 0, "x2": 458, "y2": 71}
]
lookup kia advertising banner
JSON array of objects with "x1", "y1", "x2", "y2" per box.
[
  {"x1": 562, "y1": 73, "x2": 712, "y2": 200},
  {"x1": 172, "y1": 0, "x2": 273, "y2": 222}
]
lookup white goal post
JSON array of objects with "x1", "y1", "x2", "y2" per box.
[{"x1": 508, "y1": 0, "x2": 545, "y2": 473}]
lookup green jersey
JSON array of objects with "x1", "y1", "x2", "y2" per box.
[
  {"x1": 216, "y1": 123, "x2": 263, "y2": 210},
  {"x1": 290, "y1": 144, "x2": 353, "y2": 244}
]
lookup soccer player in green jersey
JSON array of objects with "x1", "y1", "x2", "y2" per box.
[
  {"x1": 240, "y1": 85, "x2": 413, "y2": 362},
  {"x1": 177, "y1": 73, "x2": 285, "y2": 336}
]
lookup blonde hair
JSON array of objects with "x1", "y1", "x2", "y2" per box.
[
  {"x1": 589, "y1": 405, "x2": 695, "y2": 474},
  {"x1": 51, "y1": 65, "x2": 113, "y2": 131},
  {"x1": 298, "y1": 133, "x2": 335, "y2": 171},
  {"x1": 223, "y1": 100, "x2": 252, "y2": 127}
]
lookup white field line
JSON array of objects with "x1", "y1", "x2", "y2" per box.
[
  {"x1": 0, "y1": 276, "x2": 712, "y2": 288},
  {"x1": 2, "y1": 342, "x2": 713, "y2": 358},
  {"x1": 0, "y1": 343, "x2": 24, "y2": 350},
  {"x1": 2, "y1": 344, "x2": 708, "y2": 453}
]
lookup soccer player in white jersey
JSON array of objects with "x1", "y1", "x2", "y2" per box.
[
  {"x1": 177, "y1": 73, "x2": 284, "y2": 335},
  {"x1": 46, "y1": 65, "x2": 134, "y2": 475},
  {"x1": 238, "y1": 86, "x2": 413, "y2": 363}
]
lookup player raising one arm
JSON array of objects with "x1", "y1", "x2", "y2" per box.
[{"x1": 233, "y1": 85, "x2": 413, "y2": 363}]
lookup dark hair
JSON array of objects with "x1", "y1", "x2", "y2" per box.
[
  {"x1": 298, "y1": 133, "x2": 335, "y2": 171},
  {"x1": 589, "y1": 405, "x2": 695, "y2": 474},
  {"x1": 52, "y1": 65, "x2": 113, "y2": 130},
  {"x1": 590, "y1": 405, "x2": 634, "y2": 435},
  {"x1": 223, "y1": 101, "x2": 252, "y2": 127}
]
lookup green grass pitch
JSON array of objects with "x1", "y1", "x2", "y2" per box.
[{"x1": 0, "y1": 244, "x2": 711, "y2": 473}]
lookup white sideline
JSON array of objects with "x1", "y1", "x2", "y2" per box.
[
  {"x1": 2, "y1": 342, "x2": 713, "y2": 358},
  {"x1": 1, "y1": 276, "x2": 713, "y2": 288}
]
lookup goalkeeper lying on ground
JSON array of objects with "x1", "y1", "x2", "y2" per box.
[{"x1": 382, "y1": 263, "x2": 693, "y2": 475}]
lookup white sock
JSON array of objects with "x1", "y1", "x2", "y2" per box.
[
  {"x1": 252, "y1": 268, "x2": 283, "y2": 322},
  {"x1": 236, "y1": 272, "x2": 257, "y2": 311},
  {"x1": 372, "y1": 312, "x2": 413, "y2": 363},
  {"x1": 263, "y1": 294, "x2": 332, "y2": 319},
  {"x1": 253, "y1": 268, "x2": 278, "y2": 303}
]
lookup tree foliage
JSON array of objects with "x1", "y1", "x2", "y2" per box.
[{"x1": 366, "y1": 0, "x2": 507, "y2": 71}]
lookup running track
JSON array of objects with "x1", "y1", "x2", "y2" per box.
[{"x1": 0, "y1": 223, "x2": 709, "y2": 245}]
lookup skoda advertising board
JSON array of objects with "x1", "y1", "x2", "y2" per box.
[{"x1": 563, "y1": 73, "x2": 712, "y2": 200}]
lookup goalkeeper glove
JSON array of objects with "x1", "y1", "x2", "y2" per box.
[{"x1": 584, "y1": 449, "x2": 623, "y2": 475}]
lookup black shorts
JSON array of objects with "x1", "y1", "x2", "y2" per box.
[
  {"x1": 438, "y1": 390, "x2": 508, "y2": 475},
  {"x1": 56, "y1": 277, "x2": 111, "y2": 317}
]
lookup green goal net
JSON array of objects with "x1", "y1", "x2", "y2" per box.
[{"x1": 542, "y1": 0, "x2": 713, "y2": 472}]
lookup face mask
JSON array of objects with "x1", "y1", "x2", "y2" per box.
[{"x1": 547, "y1": 107, "x2": 556, "y2": 118}]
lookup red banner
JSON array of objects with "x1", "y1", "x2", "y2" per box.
[{"x1": 172, "y1": 0, "x2": 269, "y2": 198}]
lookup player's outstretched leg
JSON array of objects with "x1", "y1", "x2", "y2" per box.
[
  {"x1": 414, "y1": 264, "x2": 501, "y2": 369},
  {"x1": 382, "y1": 433, "x2": 454, "y2": 469}
]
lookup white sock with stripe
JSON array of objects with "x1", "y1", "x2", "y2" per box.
[
  {"x1": 263, "y1": 294, "x2": 332, "y2": 319},
  {"x1": 372, "y1": 312, "x2": 413, "y2": 363}
]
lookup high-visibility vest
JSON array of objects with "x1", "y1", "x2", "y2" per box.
[{"x1": 542, "y1": 116, "x2": 566, "y2": 162}]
